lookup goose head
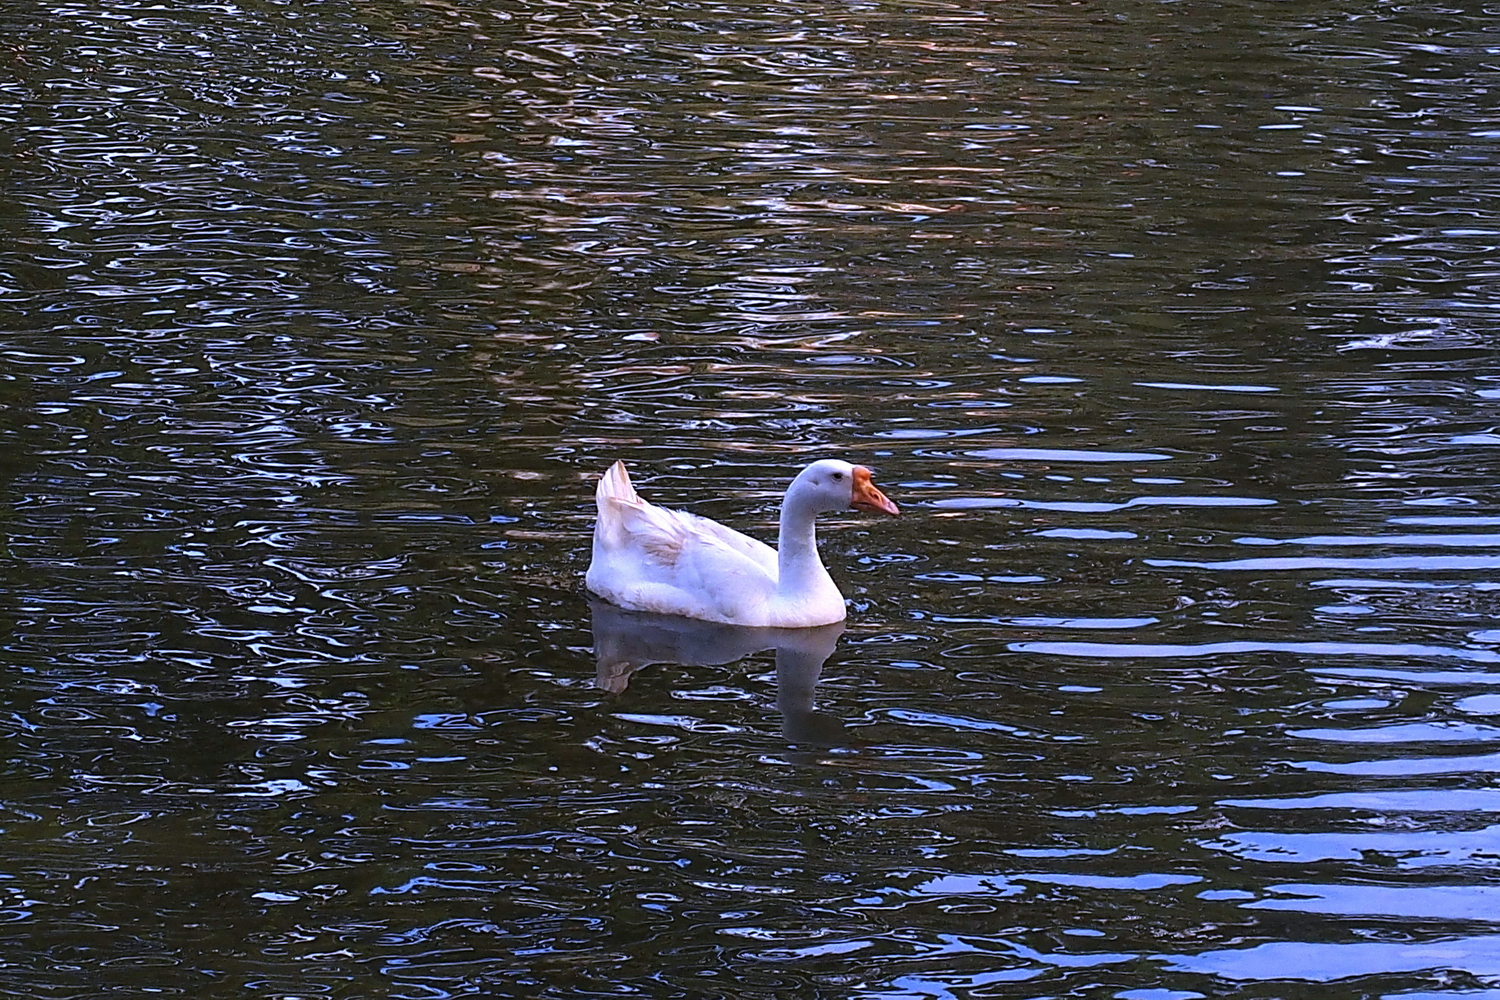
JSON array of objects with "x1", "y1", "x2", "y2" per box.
[{"x1": 788, "y1": 460, "x2": 900, "y2": 516}]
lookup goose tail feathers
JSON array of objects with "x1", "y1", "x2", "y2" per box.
[{"x1": 596, "y1": 460, "x2": 639, "y2": 508}]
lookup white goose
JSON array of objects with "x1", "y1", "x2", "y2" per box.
[{"x1": 585, "y1": 459, "x2": 899, "y2": 627}]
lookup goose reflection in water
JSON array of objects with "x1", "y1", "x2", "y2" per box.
[{"x1": 590, "y1": 601, "x2": 848, "y2": 745}]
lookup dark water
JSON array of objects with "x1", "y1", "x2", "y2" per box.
[{"x1": 3, "y1": 0, "x2": 1500, "y2": 995}]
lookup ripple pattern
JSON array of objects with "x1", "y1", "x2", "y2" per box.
[{"x1": 2, "y1": 0, "x2": 1499, "y2": 997}]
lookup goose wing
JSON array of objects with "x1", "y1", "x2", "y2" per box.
[{"x1": 593, "y1": 461, "x2": 777, "y2": 576}]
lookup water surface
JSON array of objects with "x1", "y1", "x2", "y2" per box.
[{"x1": 3, "y1": 0, "x2": 1500, "y2": 996}]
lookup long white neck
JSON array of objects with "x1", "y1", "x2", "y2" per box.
[{"x1": 776, "y1": 488, "x2": 832, "y2": 597}]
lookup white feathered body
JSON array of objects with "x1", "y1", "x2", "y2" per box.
[{"x1": 585, "y1": 461, "x2": 848, "y2": 627}]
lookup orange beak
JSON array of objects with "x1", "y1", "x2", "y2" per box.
[{"x1": 849, "y1": 466, "x2": 900, "y2": 516}]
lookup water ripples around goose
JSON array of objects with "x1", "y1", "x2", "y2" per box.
[{"x1": 3, "y1": 0, "x2": 1500, "y2": 996}]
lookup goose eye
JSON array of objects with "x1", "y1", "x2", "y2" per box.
[{"x1": 832, "y1": 472, "x2": 843, "y2": 481}]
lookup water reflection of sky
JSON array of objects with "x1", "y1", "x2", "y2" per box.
[{"x1": 3, "y1": 0, "x2": 1500, "y2": 996}]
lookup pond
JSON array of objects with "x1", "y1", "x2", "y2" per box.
[{"x1": 3, "y1": 0, "x2": 1500, "y2": 996}]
